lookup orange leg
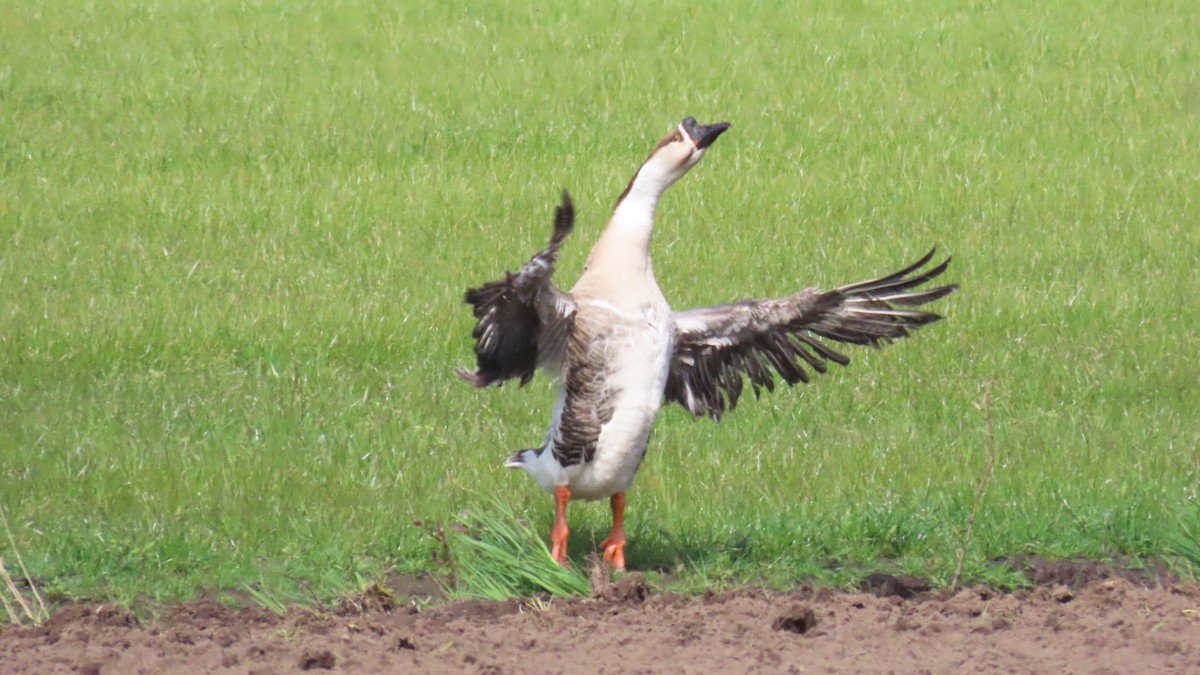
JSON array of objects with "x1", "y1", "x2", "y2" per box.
[
  {"x1": 601, "y1": 492, "x2": 627, "y2": 572},
  {"x1": 550, "y1": 485, "x2": 571, "y2": 567}
]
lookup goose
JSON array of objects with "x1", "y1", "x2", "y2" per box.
[{"x1": 457, "y1": 118, "x2": 957, "y2": 572}]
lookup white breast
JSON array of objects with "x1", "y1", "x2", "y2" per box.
[{"x1": 566, "y1": 299, "x2": 673, "y2": 500}]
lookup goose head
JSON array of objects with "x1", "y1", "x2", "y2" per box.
[
  {"x1": 646, "y1": 117, "x2": 731, "y2": 183},
  {"x1": 618, "y1": 117, "x2": 731, "y2": 204}
]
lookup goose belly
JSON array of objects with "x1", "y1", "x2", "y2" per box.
[{"x1": 569, "y1": 313, "x2": 672, "y2": 500}]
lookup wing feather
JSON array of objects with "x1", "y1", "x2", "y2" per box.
[
  {"x1": 457, "y1": 191, "x2": 577, "y2": 387},
  {"x1": 666, "y1": 248, "x2": 958, "y2": 419}
]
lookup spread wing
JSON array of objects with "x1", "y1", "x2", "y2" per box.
[
  {"x1": 666, "y1": 248, "x2": 957, "y2": 419},
  {"x1": 456, "y1": 191, "x2": 577, "y2": 387}
]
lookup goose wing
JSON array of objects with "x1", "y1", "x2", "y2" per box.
[
  {"x1": 665, "y1": 248, "x2": 957, "y2": 419},
  {"x1": 457, "y1": 191, "x2": 577, "y2": 387}
]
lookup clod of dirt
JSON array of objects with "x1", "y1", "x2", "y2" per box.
[
  {"x1": 1051, "y1": 585, "x2": 1074, "y2": 603},
  {"x1": 91, "y1": 605, "x2": 139, "y2": 628},
  {"x1": 773, "y1": 606, "x2": 818, "y2": 634},
  {"x1": 437, "y1": 598, "x2": 522, "y2": 621},
  {"x1": 361, "y1": 582, "x2": 397, "y2": 612},
  {"x1": 946, "y1": 589, "x2": 987, "y2": 617},
  {"x1": 1009, "y1": 556, "x2": 1172, "y2": 589},
  {"x1": 299, "y1": 649, "x2": 336, "y2": 670},
  {"x1": 862, "y1": 573, "x2": 931, "y2": 599},
  {"x1": 595, "y1": 573, "x2": 653, "y2": 605}
]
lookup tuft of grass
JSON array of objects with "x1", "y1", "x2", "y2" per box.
[
  {"x1": 445, "y1": 503, "x2": 591, "y2": 600},
  {"x1": 1170, "y1": 524, "x2": 1200, "y2": 575},
  {"x1": 240, "y1": 582, "x2": 289, "y2": 616}
]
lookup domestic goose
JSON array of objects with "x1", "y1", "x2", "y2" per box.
[{"x1": 458, "y1": 118, "x2": 957, "y2": 571}]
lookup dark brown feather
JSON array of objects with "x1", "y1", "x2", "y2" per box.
[
  {"x1": 665, "y1": 248, "x2": 957, "y2": 420},
  {"x1": 551, "y1": 325, "x2": 618, "y2": 467},
  {"x1": 458, "y1": 191, "x2": 576, "y2": 388}
]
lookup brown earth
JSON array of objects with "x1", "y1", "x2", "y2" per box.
[{"x1": 3, "y1": 572, "x2": 1198, "y2": 674}]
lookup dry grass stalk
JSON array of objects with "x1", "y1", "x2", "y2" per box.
[{"x1": 0, "y1": 508, "x2": 48, "y2": 626}]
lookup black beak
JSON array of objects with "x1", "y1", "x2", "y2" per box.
[{"x1": 682, "y1": 117, "x2": 731, "y2": 149}]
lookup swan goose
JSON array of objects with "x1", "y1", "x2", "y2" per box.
[{"x1": 458, "y1": 118, "x2": 958, "y2": 571}]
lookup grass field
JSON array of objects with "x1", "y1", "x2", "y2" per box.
[{"x1": 2, "y1": 0, "x2": 1198, "y2": 606}]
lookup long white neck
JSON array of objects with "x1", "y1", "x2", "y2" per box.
[
  {"x1": 606, "y1": 172, "x2": 668, "y2": 254},
  {"x1": 577, "y1": 167, "x2": 677, "y2": 294}
]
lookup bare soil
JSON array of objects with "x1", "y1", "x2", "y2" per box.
[{"x1": 3, "y1": 572, "x2": 1198, "y2": 674}]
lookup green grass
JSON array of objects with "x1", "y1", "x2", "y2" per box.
[
  {"x1": 1, "y1": 0, "x2": 1197, "y2": 605},
  {"x1": 447, "y1": 502, "x2": 592, "y2": 600}
]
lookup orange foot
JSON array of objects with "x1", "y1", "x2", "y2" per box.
[
  {"x1": 550, "y1": 539, "x2": 571, "y2": 567},
  {"x1": 602, "y1": 492, "x2": 628, "y2": 572},
  {"x1": 601, "y1": 533, "x2": 626, "y2": 572}
]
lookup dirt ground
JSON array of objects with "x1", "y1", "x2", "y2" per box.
[{"x1": 3, "y1": 569, "x2": 1198, "y2": 674}]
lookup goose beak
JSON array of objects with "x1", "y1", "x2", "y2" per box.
[{"x1": 682, "y1": 117, "x2": 731, "y2": 149}]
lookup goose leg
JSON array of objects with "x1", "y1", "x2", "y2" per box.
[
  {"x1": 550, "y1": 485, "x2": 571, "y2": 566},
  {"x1": 601, "y1": 492, "x2": 627, "y2": 572}
]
